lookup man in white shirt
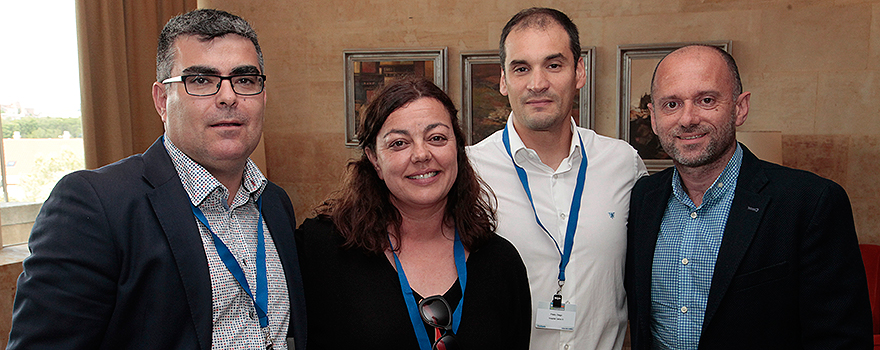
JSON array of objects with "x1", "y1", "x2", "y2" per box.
[{"x1": 468, "y1": 7, "x2": 646, "y2": 350}]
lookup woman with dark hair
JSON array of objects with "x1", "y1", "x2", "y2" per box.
[{"x1": 295, "y1": 76, "x2": 531, "y2": 349}]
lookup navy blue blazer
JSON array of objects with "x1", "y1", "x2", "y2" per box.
[
  {"x1": 625, "y1": 144, "x2": 871, "y2": 349},
  {"x1": 7, "y1": 138, "x2": 307, "y2": 350}
]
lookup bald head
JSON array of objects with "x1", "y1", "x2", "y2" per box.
[
  {"x1": 647, "y1": 44, "x2": 750, "y2": 171},
  {"x1": 651, "y1": 45, "x2": 741, "y2": 104}
]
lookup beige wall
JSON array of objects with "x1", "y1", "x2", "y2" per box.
[{"x1": 201, "y1": 0, "x2": 880, "y2": 243}]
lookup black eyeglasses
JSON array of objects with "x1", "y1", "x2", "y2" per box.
[
  {"x1": 161, "y1": 74, "x2": 266, "y2": 96},
  {"x1": 419, "y1": 296, "x2": 458, "y2": 350}
]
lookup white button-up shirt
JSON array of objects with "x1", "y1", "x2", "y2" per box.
[{"x1": 468, "y1": 116, "x2": 646, "y2": 350}]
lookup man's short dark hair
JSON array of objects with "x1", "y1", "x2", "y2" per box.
[
  {"x1": 499, "y1": 7, "x2": 580, "y2": 69},
  {"x1": 156, "y1": 9, "x2": 263, "y2": 82},
  {"x1": 651, "y1": 45, "x2": 743, "y2": 101}
]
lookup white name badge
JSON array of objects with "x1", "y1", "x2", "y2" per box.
[{"x1": 535, "y1": 301, "x2": 577, "y2": 331}]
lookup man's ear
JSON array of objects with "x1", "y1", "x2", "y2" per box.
[
  {"x1": 499, "y1": 67, "x2": 509, "y2": 97},
  {"x1": 152, "y1": 82, "x2": 169, "y2": 123},
  {"x1": 734, "y1": 91, "x2": 751, "y2": 127},
  {"x1": 575, "y1": 56, "x2": 586, "y2": 90},
  {"x1": 648, "y1": 102, "x2": 658, "y2": 136}
]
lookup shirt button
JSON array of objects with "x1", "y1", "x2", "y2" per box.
[
  {"x1": 680, "y1": 306, "x2": 688, "y2": 313},
  {"x1": 681, "y1": 258, "x2": 689, "y2": 265},
  {"x1": 553, "y1": 174, "x2": 558, "y2": 179},
  {"x1": 560, "y1": 213, "x2": 566, "y2": 220},
  {"x1": 249, "y1": 309, "x2": 256, "y2": 319},
  {"x1": 690, "y1": 212, "x2": 697, "y2": 219},
  {"x1": 564, "y1": 345, "x2": 570, "y2": 350},
  {"x1": 717, "y1": 182, "x2": 724, "y2": 188}
]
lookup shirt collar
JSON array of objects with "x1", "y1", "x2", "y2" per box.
[
  {"x1": 163, "y1": 135, "x2": 267, "y2": 207},
  {"x1": 505, "y1": 113, "x2": 582, "y2": 172},
  {"x1": 671, "y1": 143, "x2": 743, "y2": 209}
]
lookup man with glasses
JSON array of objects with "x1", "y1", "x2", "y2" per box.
[{"x1": 7, "y1": 9, "x2": 306, "y2": 350}]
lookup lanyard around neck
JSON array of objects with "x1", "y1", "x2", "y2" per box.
[
  {"x1": 191, "y1": 197, "x2": 269, "y2": 329},
  {"x1": 502, "y1": 124, "x2": 588, "y2": 284},
  {"x1": 391, "y1": 228, "x2": 467, "y2": 350}
]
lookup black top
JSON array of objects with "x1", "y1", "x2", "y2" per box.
[{"x1": 295, "y1": 217, "x2": 531, "y2": 350}]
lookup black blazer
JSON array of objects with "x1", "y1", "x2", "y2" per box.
[
  {"x1": 7, "y1": 138, "x2": 307, "y2": 350},
  {"x1": 625, "y1": 144, "x2": 871, "y2": 349}
]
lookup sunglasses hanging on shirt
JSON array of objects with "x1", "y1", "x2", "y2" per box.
[{"x1": 419, "y1": 296, "x2": 459, "y2": 350}]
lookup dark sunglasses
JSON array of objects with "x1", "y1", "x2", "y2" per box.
[{"x1": 418, "y1": 295, "x2": 459, "y2": 350}]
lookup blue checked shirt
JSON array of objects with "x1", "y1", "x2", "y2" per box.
[{"x1": 650, "y1": 144, "x2": 743, "y2": 350}]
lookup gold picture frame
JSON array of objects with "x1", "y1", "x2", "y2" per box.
[
  {"x1": 344, "y1": 48, "x2": 447, "y2": 146},
  {"x1": 618, "y1": 41, "x2": 731, "y2": 173},
  {"x1": 461, "y1": 48, "x2": 595, "y2": 145}
]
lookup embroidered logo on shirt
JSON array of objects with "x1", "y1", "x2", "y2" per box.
[{"x1": 608, "y1": 211, "x2": 615, "y2": 219}]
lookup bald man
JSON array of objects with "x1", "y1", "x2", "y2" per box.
[{"x1": 624, "y1": 45, "x2": 871, "y2": 350}]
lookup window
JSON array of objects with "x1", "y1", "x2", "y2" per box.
[{"x1": 0, "y1": 1, "x2": 84, "y2": 246}]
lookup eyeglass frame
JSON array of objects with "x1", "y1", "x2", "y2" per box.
[
  {"x1": 161, "y1": 74, "x2": 267, "y2": 96},
  {"x1": 418, "y1": 295, "x2": 458, "y2": 350}
]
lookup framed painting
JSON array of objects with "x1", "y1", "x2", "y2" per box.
[
  {"x1": 617, "y1": 41, "x2": 730, "y2": 173},
  {"x1": 344, "y1": 48, "x2": 447, "y2": 146},
  {"x1": 461, "y1": 48, "x2": 595, "y2": 145}
]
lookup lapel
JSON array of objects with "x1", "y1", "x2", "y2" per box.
[
  {"x1": 702, "y1": 145, "x2": 770, "y2": 330},
  {"x1": 260, "y1": 187, "x2": 297, "y2": 294},
  {"x1": 634, "y1": 169, "x2": 674, "y2": 329},
  {"x1": 260, "y1": 187, "x2": 308, "y2": 346},
  {"x1": 142, "y1": 138, "x2": 213, "y2": 350},
  {"x1": 260, "y1": 189, "x2": 293, "y2": 265}
]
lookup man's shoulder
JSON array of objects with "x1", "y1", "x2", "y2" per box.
[
  {"x1": 263, "y1": 180, "x2": 287, "y2": 196},
  {"x1": 76, "y1": 138, "x2": 172, "y2": 184},
  {"x1": 467, "y1": 129, "x2": 505, "y2": 158},
  {"x1": 55, "y1": 142, "x2": 178, "y2": 200},
  {"x1": 577, "y1": 127, "x2": 637, "y2": 156},
  {"x1": 466, "y1": 130, "x2": 510, "y2": 175},
  {"x1": 576, "y1": 128, "x2": 648, "y2": 180},
  {"x1": 39, "y1": 153, "x2": 158, "y2": 221},
  {"x1": 748, "y1": 159, "x2": 845, "y2": 196},
  {"x1": 70, "y1": 152, "x2": 149, "y2": 185},
  {"x1": 262, "y1": 180, "x2": 295, "y2": 212},
  {"x1": 758, "y1": 160, "x2": 827, "y2": 182}
]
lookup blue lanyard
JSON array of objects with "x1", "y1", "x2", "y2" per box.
[
  {"x1": 502, "y1": 124, "x2": 587, "y2": 284},
  {"x1": 191, "y1": 197, "x2": 269, "y2": 329},
  {"x1": 391, "y1": 228, "x2": 467, "y2": 350}
]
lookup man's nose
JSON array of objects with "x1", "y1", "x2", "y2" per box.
[
  {"x1": 527, "y1": 69, "x2": 550, "y2": 93},
  {"x1": 215, "y1": 79, "x2": 238, "y2": 107},
  {"x1": 678, "y1": 101, "x2": 700, "y2": 127}
]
